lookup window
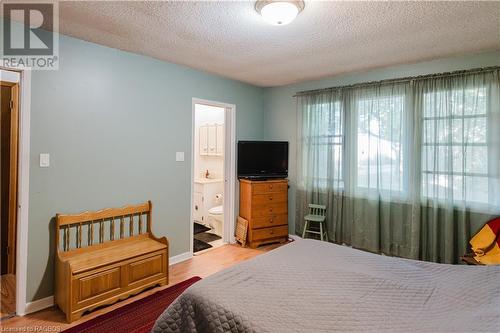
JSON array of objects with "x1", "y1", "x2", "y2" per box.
[
  {"x1": 421, "y1": 87, "x2": 489, "y2": 204},
  {"x1": 356, "y1": 95, "x2": 405, "y2": 193},
  {"x1": 299, "y1": 70, "x2": 498, "y2": 211},
  {"x1": 303, "y1": 101, "x2": 344, "y2": 189}
]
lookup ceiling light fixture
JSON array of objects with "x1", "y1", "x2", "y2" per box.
[{"x1": 255, "y1": 1, "x2": 305, "y2": 26}]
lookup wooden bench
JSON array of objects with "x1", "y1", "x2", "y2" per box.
[{"x1": 55, "y1": 201, "x2": 168, "y2": 323}]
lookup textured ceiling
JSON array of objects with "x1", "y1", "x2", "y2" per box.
[{"x1": 18, "y1": 1, "x2": 500, "y2": 86}]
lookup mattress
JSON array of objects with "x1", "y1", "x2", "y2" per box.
[{"x1": 152, "y1": 239, "x2": 500, "y2": 333}]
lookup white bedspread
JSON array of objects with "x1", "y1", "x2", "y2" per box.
[{"x1": 153, "y1": 239, "x2": 500, "y2": 333}]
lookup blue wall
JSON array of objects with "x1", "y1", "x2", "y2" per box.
[
  {"x1": 15, "y1": 26, "x2": 500, "y2": 304},
  {"x1": 27, "y1": 34, "x2": 264, "y2": 302}
]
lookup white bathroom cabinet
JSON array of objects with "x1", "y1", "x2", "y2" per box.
[
  {"x1": 193, "y1": 179, "x2": 223, "y2": 224},
  {"x1": 216, "y1": 124, "x2": 224, "y2": 155},
  {"x1": 199, "y1": 126, "x2": 209, "y2": 155},
  {"x1": 199, "y1": 124, "x2": 223, "y2": 156}
]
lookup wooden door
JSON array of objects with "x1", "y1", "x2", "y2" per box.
[{"x1": 0, "y1": 81, "x2": 19, "y2": 275}]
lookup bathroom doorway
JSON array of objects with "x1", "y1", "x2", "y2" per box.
[{"x1": 191, "y1": 100, "x2": 235, "y2": 254}]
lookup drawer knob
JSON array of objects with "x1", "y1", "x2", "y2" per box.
[
  {"x1": 269, "y1": 208, "x2": 273, "y2": 212},
  {"x1": 269, "y1": 196, "x2": 273, "y2": 201},
  {"x1": 270, "y1": 230, "x2": 274, "y2": 235},
  {"x1": 270, "y1": 218, "x2": 274, "y2": 223}
]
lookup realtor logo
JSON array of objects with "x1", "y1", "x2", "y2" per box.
[{"x1": 2, "y1": 1, "x2": 59, "y2": 70}]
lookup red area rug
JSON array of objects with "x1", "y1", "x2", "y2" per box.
[{"x1": 63, "y1": 276, "x2": 202, "y2": 333}]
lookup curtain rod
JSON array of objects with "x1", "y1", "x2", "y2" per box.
[{"x1": 293, "y1": 65, "x2": 500, "y2": 97}]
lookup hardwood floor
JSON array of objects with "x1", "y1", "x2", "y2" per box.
[
  {"x1": 0, "y1": 243, "x2": 283, "y2": 330},
  {"x1": 0, "y1": 274, "x2": 16, "y2": 319}
]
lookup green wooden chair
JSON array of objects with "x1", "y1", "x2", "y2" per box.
[{"x1": 302, "y1": 204, "x2": 328, "y2": 241}]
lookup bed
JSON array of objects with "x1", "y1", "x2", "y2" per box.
[{"x1": 152, "y1": 239, "x2": 500, "y2": 333}]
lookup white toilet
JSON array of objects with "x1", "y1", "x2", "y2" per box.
[{"x1": 208, "y1": 205, "x2": 223, "y2": 236}]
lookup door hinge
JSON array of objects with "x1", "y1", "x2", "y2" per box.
[
  {"x1": 10, "y1": 100, "x2": 14, "y2": 109},
  {"x1": 6, "y1": 246, "x2": 11, "y2": 255}
]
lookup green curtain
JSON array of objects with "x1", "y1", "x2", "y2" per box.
[{"x1": 296, "y1": 69, "x2": 500, "y2": 263}]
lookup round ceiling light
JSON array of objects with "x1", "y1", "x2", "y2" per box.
[{"x1": 255, "y1": 1, "x2": 305, "y2": 26}]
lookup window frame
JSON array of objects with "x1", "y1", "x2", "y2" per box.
[
  {"x1": 353, "y1": 94, "x2": 408, "y2": 197},
  {"x1": 302, "y1": 101, "x2": 345, "y2": 191},
  {"x1": 420, "y1": 87, "x2": 490, "y2": 206}
]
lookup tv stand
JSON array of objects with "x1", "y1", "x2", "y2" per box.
[
  {"x1": 239, "y1": 179, "x2": 288, "y2": 248},
  {"x1": 239, "y1": 177, "x2": 287, "y2": 181}
]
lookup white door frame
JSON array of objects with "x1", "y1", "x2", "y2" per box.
[
  {"x1": 190, "y1": 98, "x2": 236, "y2": 255},
  {"x1": 1, "y1": 67, "x2": 31, "y2": 316}
]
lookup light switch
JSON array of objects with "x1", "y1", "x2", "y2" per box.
[
  {"x1": 40, "y1": 153, "x2": 50, "y2": 167},
  {"x1": 176, "y1": 152, "x2": 185, "y2": 162}
]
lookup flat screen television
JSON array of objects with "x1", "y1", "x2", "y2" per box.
[{"x1": 237, "y1": 141, "x2": 288, "y2": 179}]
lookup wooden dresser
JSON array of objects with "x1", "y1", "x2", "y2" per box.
[{"x1": 239, "y1": 179, "x2": 289, "y2": 248}]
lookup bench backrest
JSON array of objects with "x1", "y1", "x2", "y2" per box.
[{"x1": 56, "y1": 201, "x2": 153, "y2": 252}]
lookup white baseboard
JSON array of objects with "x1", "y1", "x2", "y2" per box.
[
  {"x1": 25, "y1": 295, "x2": 54, "y2": 315},
  {"x1": 289, "y1": 234, "x2": 302, "y2": 241},
  {"x1": 23, "y1": 252, "x2": 193, "y2": 315},
  {"x1": 169, "y1": 251, "x2": 192, "y2": 265}
]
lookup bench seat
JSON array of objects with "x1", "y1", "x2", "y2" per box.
[
  {"x1": 55, "y1": 201, "x2": 169, "y2": 323},
  {"x1": 59, "y1": 235, "x2": 167, "y2": 274}
]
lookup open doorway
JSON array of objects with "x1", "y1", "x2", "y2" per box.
[
  {"x1": 1, "y1": 75, "x2": 20, "y2": 319},
  {"x1": 191, "y1": 99, "x2": 236, "y2": 255},
  {"x1": 192, "y1": 103, "x2": 226, "y2": 253}
]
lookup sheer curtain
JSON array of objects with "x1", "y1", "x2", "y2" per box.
[
  {"x1": 297, "y1": 68, "x2": 500, "y2": 263},
  {"x1": 412, "y1": 70, "x2": 500, "y2": 262}
]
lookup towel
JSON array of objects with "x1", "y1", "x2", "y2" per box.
[{"x1": 470, "y1": 217, "x2": 500, "y2": 265}]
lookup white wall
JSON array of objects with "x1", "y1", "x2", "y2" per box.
[{"x1": 194, "y1": 104, "x2": 225, "y2": 179}]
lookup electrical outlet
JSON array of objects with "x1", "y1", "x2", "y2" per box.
[{"x1": 40, "y1": 153, "x2": 50, "y2": 167}]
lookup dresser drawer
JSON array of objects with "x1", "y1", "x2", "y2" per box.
[
  {"x1": 251, "y1": 203, "x2": 287, "y2": 217},
  {"x1": 251, "y1": 192, "x2": 287, "y2": 206},
  {"x1": 250, "y1": 225, "x2": 288, "y2": 241},
  {"x1": 252, "y1": 182, "x2": 288, "y2": 194},
  {"x1": 251, "y1": 214, "x2": 287, "y2": 229}
]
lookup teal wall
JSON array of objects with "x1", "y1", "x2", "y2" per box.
[
  {"x1": 17, "y1": 24, "x2": 500, "y2": 303},
  {"x1": 27, "y1": 34, "x2": 264, "y2": 302},
  {"x1": 262, "y1": 51, "x2": 500, "y2": 233}
]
